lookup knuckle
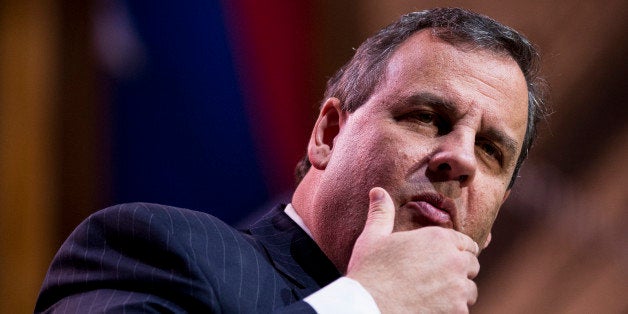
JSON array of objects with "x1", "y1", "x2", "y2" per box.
[
  {"x1": 468, "y1": 280, "x2": 479, "y2": 306},
  {"x1": 469, "y1": 280, "x2": 478, "y2": 303},
  {"x1": 471, "y1": 255, "x2": 480, "y2": 269},
  {"x1": 466, "y1": 252, "x2": 478, "y2": 266},
  {"x1": 369, "y1": 197, "x2": 384, "y2": 209},
  {"x1": 450, "y1": 252, "x2": 467, "y2": 269},
  {"x1": 452, "y1": 302, "x2": 470, "y2": 314},
  {"x1": 366, "y1": 207, "x2": 383, "y2": 220},
  {"x1": 468, "y1": 279, "x2": 478, "y2": 293},
  {"x1": 453, "y1": 278, "x2": 467, "y2": 293}
]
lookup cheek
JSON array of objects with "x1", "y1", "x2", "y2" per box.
[
  {"x1": 342, "y1": 127, "x2": 401, "y2": 175},
  {"x1": 462, "y1": 183, "x2": 505, "y2": 241},
  {"x1": 324, "y1": 127, "x2": 395, "y2": 197},
  {"x1": 364, "y1": 135, "x2": 418, "y2": 193}
]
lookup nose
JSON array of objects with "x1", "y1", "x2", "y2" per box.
[{"x1": 427, "y1": 130, "x2": 477, "y2": 186}]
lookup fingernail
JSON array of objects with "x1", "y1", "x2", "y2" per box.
[{"x1": 370, "y1": 188, "x2": 384, "y2": 201}]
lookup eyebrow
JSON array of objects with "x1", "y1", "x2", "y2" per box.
[
  {"x1": 405, "y1": 92, "x2": 521, "y2": 158},
  {"x1": 407, "y1": 92, "x2": 457, "y2": 113}
]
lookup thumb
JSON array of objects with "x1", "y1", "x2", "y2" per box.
[{"x1": 359, "y1": 187, "x2": 396, "y2": 242}]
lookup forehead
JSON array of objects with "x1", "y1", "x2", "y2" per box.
[{"x1": 374, "y1": 30, "x2": 529, "y2": 142}]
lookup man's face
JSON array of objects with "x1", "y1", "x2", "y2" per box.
[{"x1": 309, "y1": 31, "x2": 529, "y2": 270}]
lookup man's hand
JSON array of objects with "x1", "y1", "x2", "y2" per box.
[{"x1": 346, "y1": 187, "x2": 480, "y2": 313}]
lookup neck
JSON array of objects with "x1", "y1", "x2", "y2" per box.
[
  {"x1": 291, "y1": 170, "x2": 352, "y2": 273},
  {"x1": 291, "y1": 171, "x2": 318, "y2": 233}
]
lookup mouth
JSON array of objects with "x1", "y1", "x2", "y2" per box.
[{"x1": 404, "y1": 193, "x2": 455, "y2": 228}]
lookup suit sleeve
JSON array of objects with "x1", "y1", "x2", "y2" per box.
[
  {"x1": 35, "y1": 203, "x2": 222, "y2": 313},
  {"x1": 35, "y1": 204, "x2": 324, "y2": 313}
]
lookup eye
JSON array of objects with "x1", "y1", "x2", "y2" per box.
[
  {"x1": 477, "y1": 141, "x2": 502, "y2": 162},
  {"x1": 397, "y1": 110, "x2": 450, "y2": 136},
  {"x1": 399, "y1": 111, "x2": 441, "y2": 126},
  {"x1": 415, "y1": 112, "x2": 436, "y2": 124}
]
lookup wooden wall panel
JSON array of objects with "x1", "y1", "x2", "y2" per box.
[{"x1": 0, "y1": 1, "x2": 58, "y2": 311}]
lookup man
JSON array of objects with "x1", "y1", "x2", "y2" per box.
[{"x1": 36, "y1": 8, "x2": 546, "y2": 313}]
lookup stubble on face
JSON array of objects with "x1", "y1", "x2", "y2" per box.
[{"x1": 310, "y1": 31, "x2": 529, "y2": 270}]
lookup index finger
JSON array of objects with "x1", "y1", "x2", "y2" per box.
[{"x1": 454, "y1": 231, "x2": 479, "y2": 256}]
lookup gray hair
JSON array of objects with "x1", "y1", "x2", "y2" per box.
[{"x1": 295, "y1": 7, "x2": 548, "y2": 189}]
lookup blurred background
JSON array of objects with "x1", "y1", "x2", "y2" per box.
[{"x1": 1, "y1": 0, "x2": 626, "y2": 312}]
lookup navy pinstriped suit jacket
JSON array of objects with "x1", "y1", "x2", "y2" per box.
[{"x1": 35, "y1": 203, "x2": 341, "y2": 313}]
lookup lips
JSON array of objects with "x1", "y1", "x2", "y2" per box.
[{"x1": 405, "y1": 194, "x2": 455, "y2": 228}]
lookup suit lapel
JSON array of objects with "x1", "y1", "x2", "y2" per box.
[{"x1": 246, "y1": 205, "x2": 341, "y2": 298}]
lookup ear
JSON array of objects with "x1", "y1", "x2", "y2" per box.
[{"x1": 307, "y1": 97, "x2": 346, "y2": 170}]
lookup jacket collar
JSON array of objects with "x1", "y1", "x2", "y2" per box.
[{"x1": 246, "y1": 205, "x2": 341, "y2": 298}]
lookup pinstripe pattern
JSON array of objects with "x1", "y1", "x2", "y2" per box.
[{"x1": 35, "y1": 203, "x2": 339, "y2": 313}]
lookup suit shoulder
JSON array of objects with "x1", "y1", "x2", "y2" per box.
[
  {"x1": 92, "y1": 202, "x2": 220, "y2": 223},
  {"x1": 85, "y1": 202, "x2": 226, "y2": 231},
  {"x1": 37, "y1": 203, "x2": 271, "y2": 312},
  {"x1": 77, "y1": 203, "x2": 240, "y2": 246}
]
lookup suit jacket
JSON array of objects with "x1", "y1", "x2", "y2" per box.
[{"x1": 35, "y1": 203, "x2": 341, "y2": 313}]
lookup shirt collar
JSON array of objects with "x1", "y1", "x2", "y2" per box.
[{"x1": 284, "y1": 203, "x2": 313, "y2": 238}]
